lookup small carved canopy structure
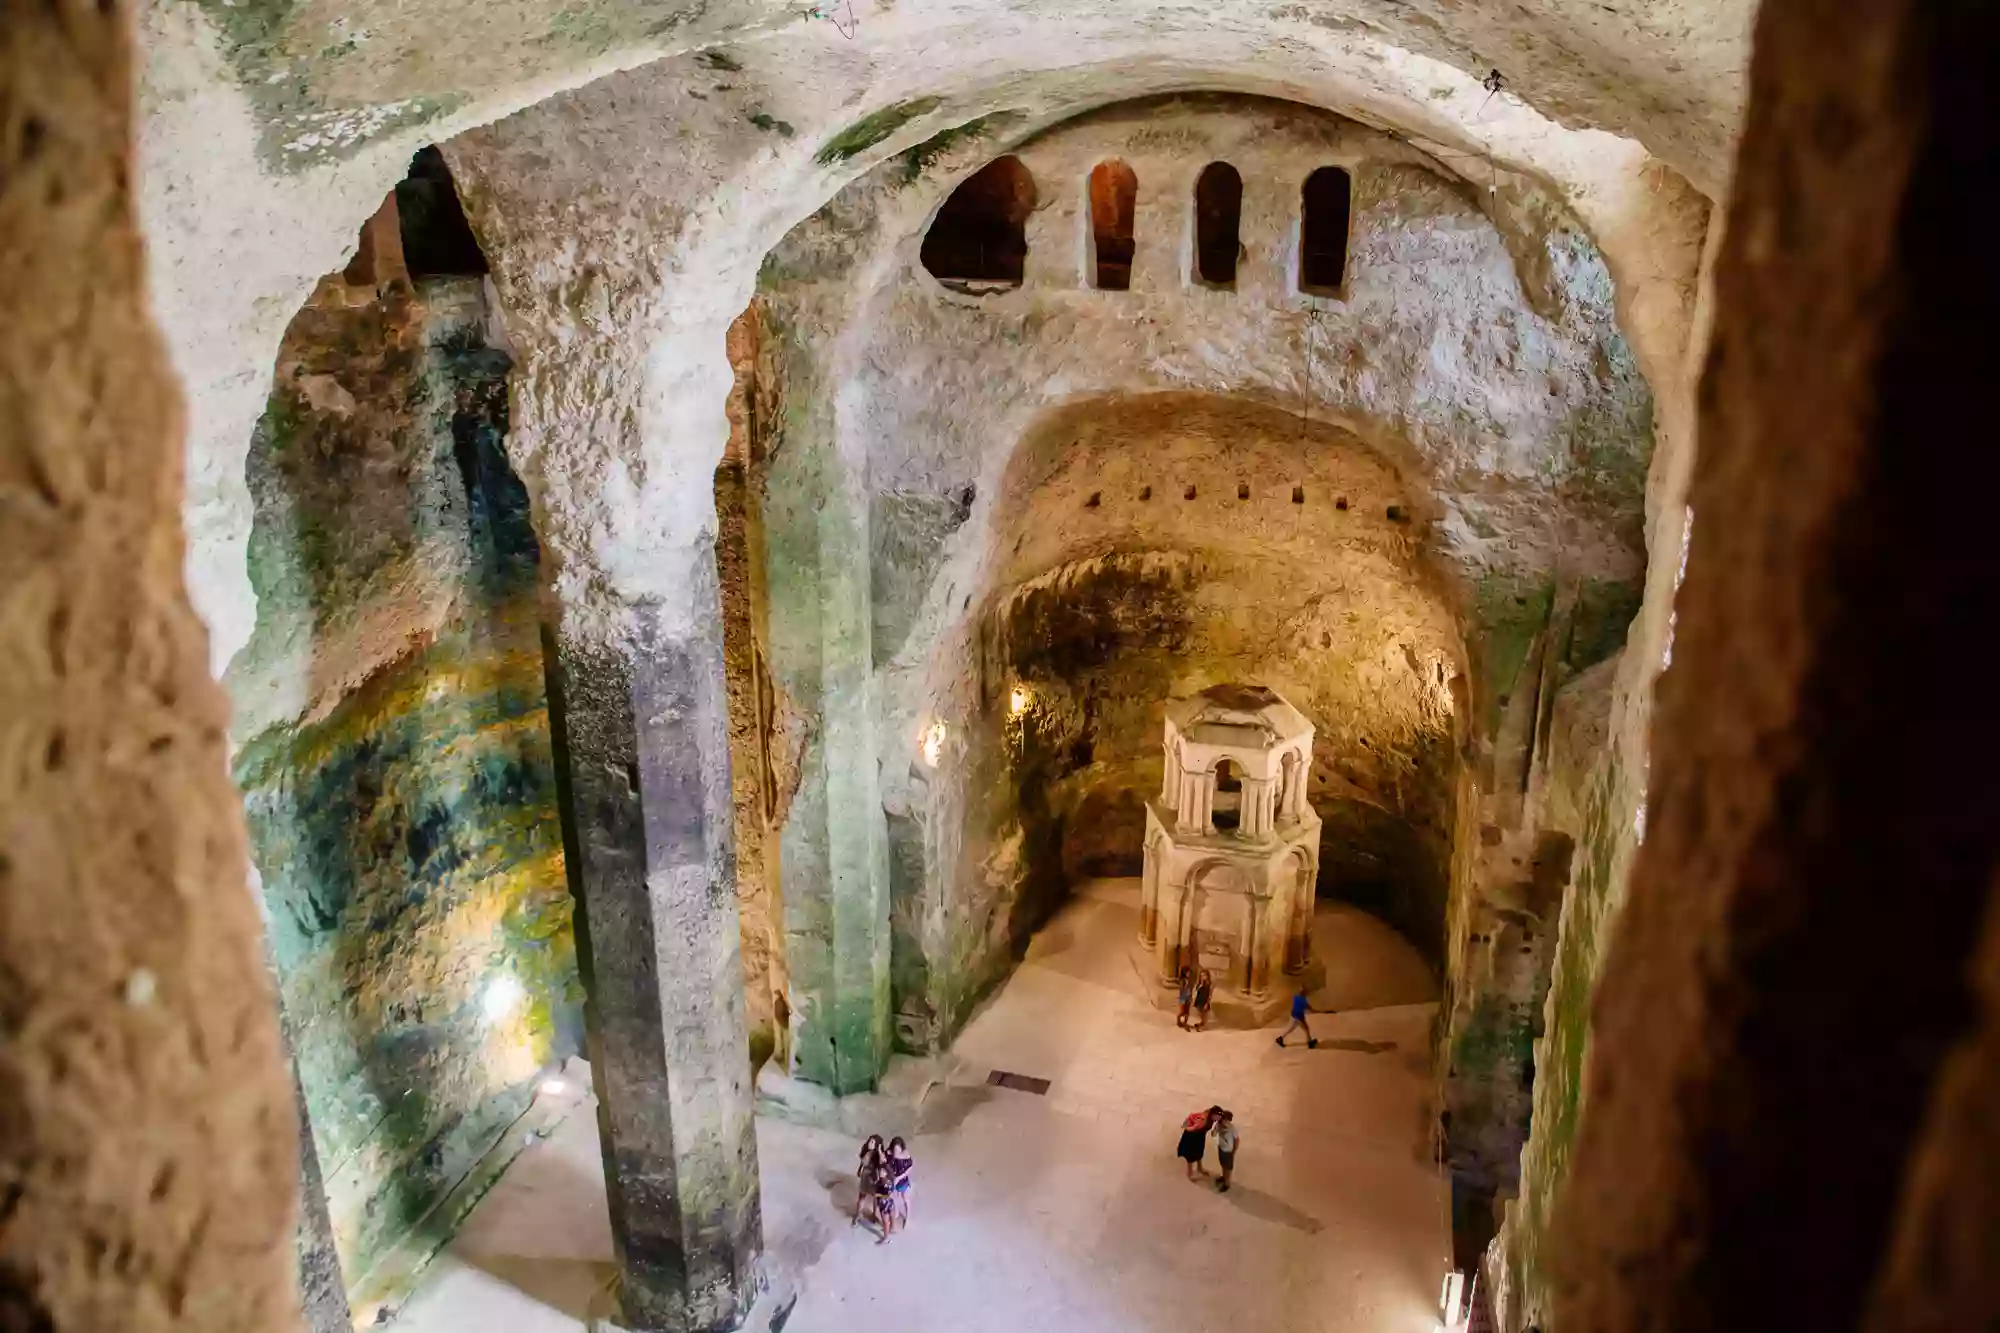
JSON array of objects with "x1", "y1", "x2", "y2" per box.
[
  {"x1": 1193, "y1": 161, "x2": 1243, "y2": 288},
  {"x1": 921, "y1": 155, "x2": 1037, "y2": 291},
  {"x1": 1140, "y1": 684, "x2": 1322, "y2": 1018},
  {"x1": 1299, "y1": 165, "x2": 1353, "y2": 295},
  {"x1": 1087, "y1": 159, "x2": 1138, "y2": 290}
]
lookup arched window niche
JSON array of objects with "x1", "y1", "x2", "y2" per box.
[
  {"x1": 1193, "y1": 162, "x2": 1243, "y2": 289},
  {"x1": 921, "y1": 155, "x2": 1037, "y2": 293},
  {"x1": 1087, "y1": 159, "x2": 1138, "y2": 291},
  {"x1": 1298, "y1": 165, "x2": 1353, "y2": 297}
]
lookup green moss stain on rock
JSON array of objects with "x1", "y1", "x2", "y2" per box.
[
  {"x1": 1473, "y1": 571, "x2": 1556, "y2": 739},
  {"x1": 1564, "y1": 577, "x2": 1643, "y2": 676},
  {"x1": 893, "y1": 112, "x2": 1025, "y2": 184},
  {"x1": 1492, "y1": 756, "x2": 1631, "y2": 1331},
  {"x1": 235, "y1": 271, "x2": 580, "y2": 1286},
  {"x1": 762, "y1": 353, "x2": 894, "y2": 1095},
  {"x1": 815, "y1": 96, "x2": 942, "y2": 165}
]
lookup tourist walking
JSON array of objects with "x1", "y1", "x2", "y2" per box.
[
  {"x1": 1176, "y1": 966, "x2": 1195, "y2": 1030},
  {"x1": 1177, "y1": 1105, "x2": 1222, "y2": 1179},
  {"x1": 1213, "y1": 1110, "x2": 1239, "y2": 1192},
  {"x1": 1275, "y1": 985, "x2": 1319, "y2": 1048},
  {"x1": 1192, "y1": 968, "x2": 1214, "y2": 1031},
  {"x1": 884, "y1": 1136, "x2": 914, "y2": 1235}
]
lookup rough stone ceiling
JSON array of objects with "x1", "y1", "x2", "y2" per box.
[
  {"x1": 192, "y1": 0, "x2": 1752, "y2": 194},
  {"x1": 145, "y1": 0, "x2": 1730, "y2": 673}
]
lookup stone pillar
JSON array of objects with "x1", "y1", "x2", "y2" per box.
[
  {"x1": 1243, "y1": 777, "x2": 1273, "y2": 837},
  {"x1": 1155, "y1": 883, "x2": 1186, "y2": 984},
  {"x1": 1, "y1": 6, "x2": 302, "y2": 1330},
  {"x1": 762, "y1": 412, "x2": 891, "y2": 1095},
  {"x1": 1553, "y1": 2, "x2": 2000, "y2": 1329},
  {"x1": 1138, "y1": 844, "x2": 1159, "y2": 945},
  {"x1": 1195, "y1": 771, "x2": 1216, "y2": 834},
  {"x1": 288, "y1": 1057, "x2": 353, "y2": 1333},
  {"x1": 542, "y1": 571, "x2": 762, "y2": 1333},
  {"x1": 1284, "y1": 854, "x2": 1313, "y2": 974},
  {"x1": 1253, "y1": 894, "x2": 1280, "y2": 997}
]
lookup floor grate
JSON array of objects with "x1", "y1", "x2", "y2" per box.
[{"x1": 986, "y1": 1069, "x2": 1051, "y2": 1095}]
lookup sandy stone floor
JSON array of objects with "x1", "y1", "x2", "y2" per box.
[{"x1": 390, "y1": 881, "x2": 1449, "y2": 1333}]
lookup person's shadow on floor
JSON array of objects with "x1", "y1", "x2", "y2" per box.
[
  {"x1": 1318, "y1": 1038, "x2": 1396, "y2": 1055},
  {"x1": 1218, "y1": 1183, "x2": 1324, "y2": 1233}
]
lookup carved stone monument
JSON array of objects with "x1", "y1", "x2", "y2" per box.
[{"x1": 1137, "y1": 684, "x2": 1322, "y2": 1025}]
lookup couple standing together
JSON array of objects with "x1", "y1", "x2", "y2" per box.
[{"x1": 1175, "y1": 1106, "x2": 1240, "y2": 1191}]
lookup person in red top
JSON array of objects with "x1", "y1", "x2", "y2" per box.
[{"x1": 1176, "y1": 1105, "x2": 1222, "y2": 1179}]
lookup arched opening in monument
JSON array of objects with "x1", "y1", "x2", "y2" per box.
[
  {"x1": 1299, "y1": 165, "x2": 1353, "y2": 295},
  {"x1": 1087, "y1": 158, "x2": 1138, "y2": 290},
  {"x1": 1193, "y1": 161, "x2": 1243, "y2": 288},
  {"x1": 920, "y1": 154, "x2": 1036, "y2": 290},
  {"x1": 1211, "y1": 758, "x2": 1243, "y2": 830}
]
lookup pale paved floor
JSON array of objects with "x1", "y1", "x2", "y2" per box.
[{"x1": 391, "y1": 881, "x2": 1449, "y2": 1333}]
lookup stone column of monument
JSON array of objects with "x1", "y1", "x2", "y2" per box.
[
  {"x1": 1155, "y1": 883, "x2": 1187, "y2": 984},
  {"x1": 1284, "y1": 852, "x2": 1315, "y2": 974},
  {"x1": 1138, "y1": 851, "x2": 1159, "y2": 946},
  {"x1": 542, "y1": 567, "x2": 762, "y2": 1333},
  {"x1": 1, "y1": 4, "x2": 301, "y2": 1328}
]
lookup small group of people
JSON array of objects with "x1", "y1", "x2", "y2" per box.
[
  {"x1": 1178, "y1": 969, "x2": 1322, "y2": 1051},
  {"x1": 1174, "y1": 966, "x2": 1215, "y2": 1030},
  {"x1": 1174, "y1": 1105, "x2": 1241, "y2": 1192},
  {"x1": 854, "y1": 1134, "x2": 914, "y2": 1242}
]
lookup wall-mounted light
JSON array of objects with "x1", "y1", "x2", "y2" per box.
[
  {"x1": 921, "y1": 722, "x2": 947, "y2": 768},
  {"x1": 483, "y1": 974, "x2": 524, "y2": 1023},
  {"x1": 1009, "y1": 685, "x2": 1033, "y2": 718}
]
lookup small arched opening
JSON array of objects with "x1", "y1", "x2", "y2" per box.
[
  {"x1": 1087, "y1": 159, "x2": 1139, "y2": 290},
  {"x1": 921, "y1": 155, "x2": 1037, "y2": 291},
  {"x1": 1193, "y1": 162, "x2": 1242, "y2": 288},
  {"x1": 1299, "y1": 165, "x2": 1353, "y2": 296},
  {"x1": 1212, "y1": 758, "x2": 1243, "y2": 831}
]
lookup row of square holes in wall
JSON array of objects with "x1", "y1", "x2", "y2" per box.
[{"x1": 1082, "y1": 483, "x2": 1408, "y2": 522}]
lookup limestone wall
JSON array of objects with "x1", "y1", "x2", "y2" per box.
[
  {"x1": 228, "y1": 225, "x2": 583, "y2": 1289},
  {"x1": 752, "y1": 97, "x2": 1659, "y2": 1063}
]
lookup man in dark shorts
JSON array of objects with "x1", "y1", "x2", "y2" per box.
[
  {"x1": 1213, "y1": 1111, "x2": 1239, "y2": 1192},
  {"x1": 1276, "y1": 986, "x2": 1318, "y2": 1048}
]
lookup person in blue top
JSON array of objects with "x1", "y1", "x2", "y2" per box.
[{"x1": 1275, "y1": 986, "x2": 1319, "y2": 1048}]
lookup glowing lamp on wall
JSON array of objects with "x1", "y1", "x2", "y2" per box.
[
  {"x1": 483, "y1": 973, "x2": 525, "y2": 1023},
  {"x1": 1009, "y1": 685, "x2": 1033, "y2": 718},
  {"x1": 921, "y1": 722, "x2": 947, "y2": 768}
]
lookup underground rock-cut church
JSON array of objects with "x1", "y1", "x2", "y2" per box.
[{"x1": 3, "y1": 2, "x2": 1996, "y2": 1333}]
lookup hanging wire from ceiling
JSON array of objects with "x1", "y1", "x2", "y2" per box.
[
  {"x1": 1298, "y1": 307, "x2": 1324, "y2": 437},
  {"x1": 811, "y1": 0, "x2": 860, "y2": 39}
]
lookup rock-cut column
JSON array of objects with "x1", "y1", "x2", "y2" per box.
[{"x1": 542, "y1": 560, "x2": 762, "y2": 1333}]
